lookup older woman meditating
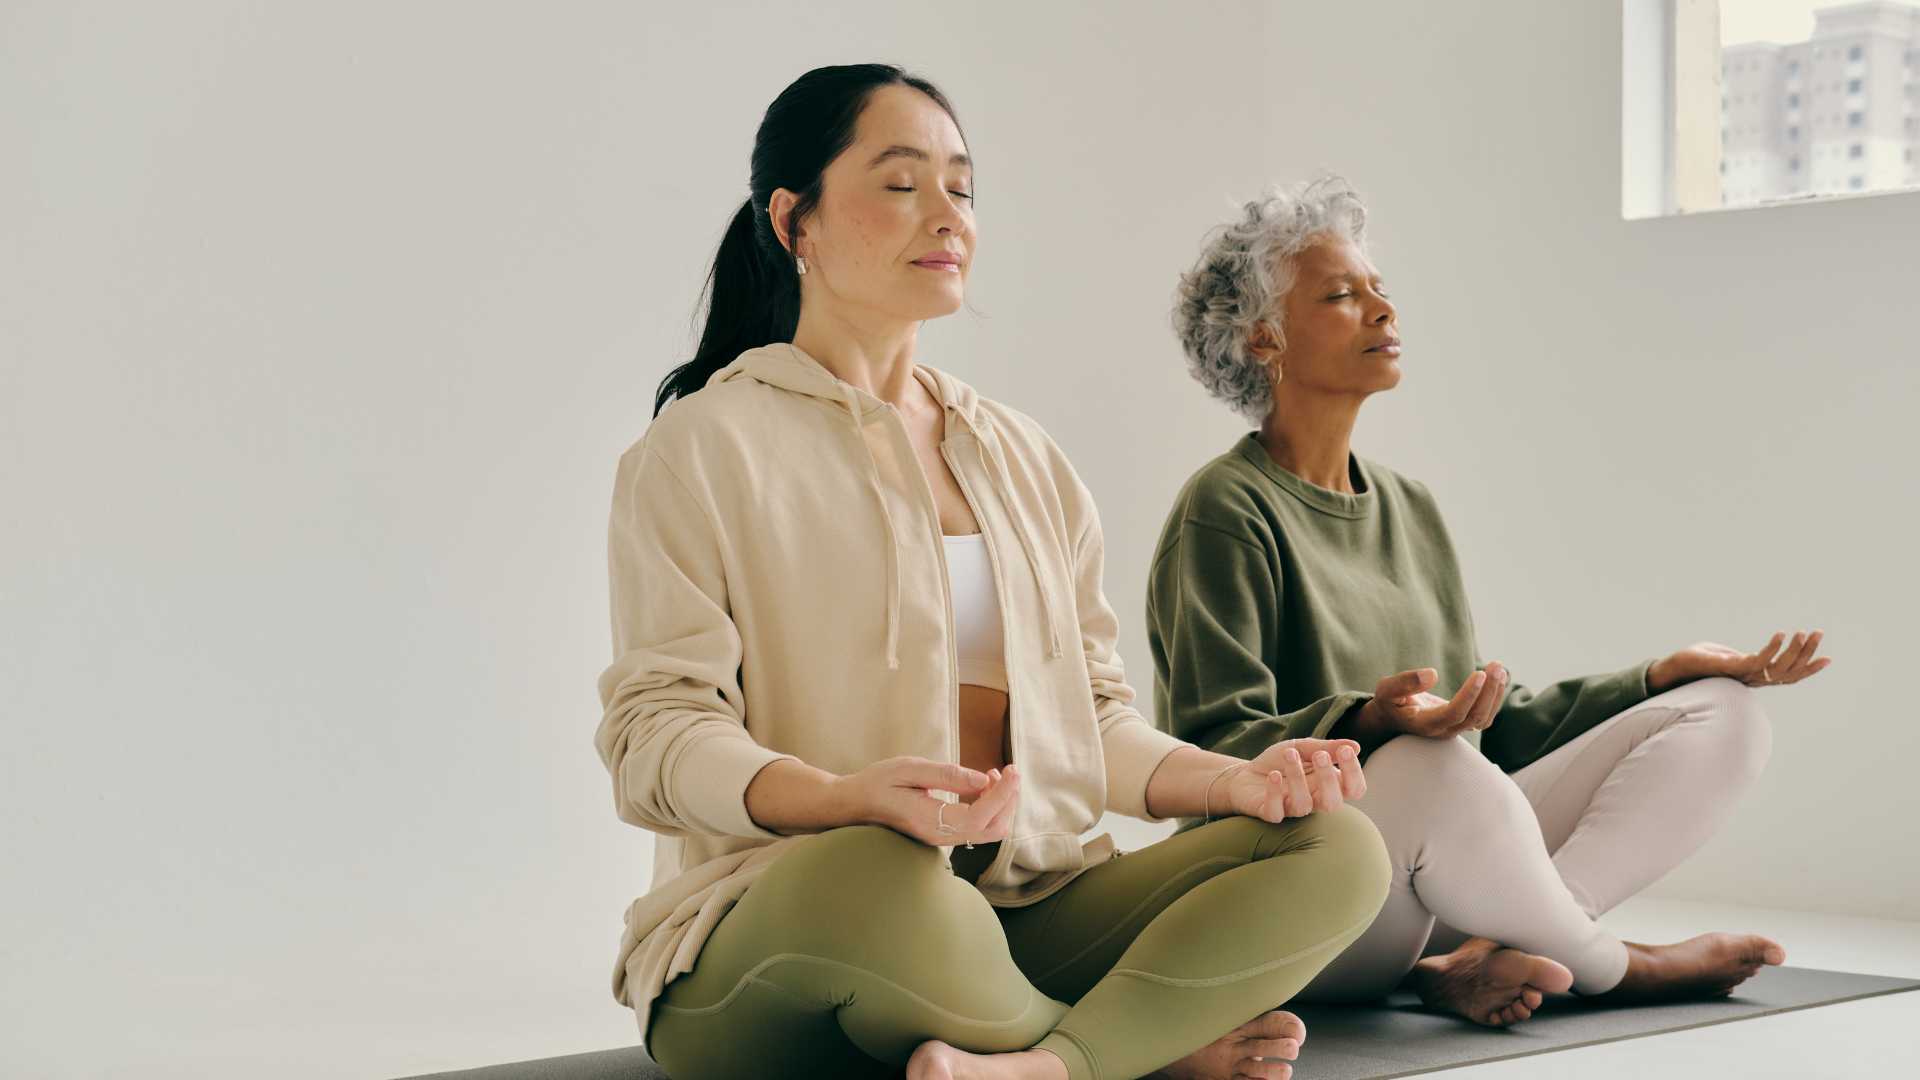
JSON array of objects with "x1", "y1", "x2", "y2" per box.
[{"x1": 1146, "y1": 175, "x2": 1829, "y2": 1027}]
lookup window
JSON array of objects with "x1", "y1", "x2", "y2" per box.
[{"x1": 1622, "y1": 0, "x2": 1920, "y2": 218}]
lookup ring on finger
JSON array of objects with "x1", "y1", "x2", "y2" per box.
[{"x1": 941, "y1": 801, "x2": 977, "y2": 849}]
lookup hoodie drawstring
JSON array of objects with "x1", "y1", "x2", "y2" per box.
[
  {"x1": 842, "y1": 383, "x2": 902, "y2": 669},
  {"x1": 970, "y1": 415, "x2": 1066, "y2": 661}
]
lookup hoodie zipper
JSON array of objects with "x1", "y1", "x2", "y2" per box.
[
  {"x1": 939, "y1": 430, "x2": 1023, "y2": 888},
  {"x1": 876, "y1": 402, "x2": 965, "y2": 785}
]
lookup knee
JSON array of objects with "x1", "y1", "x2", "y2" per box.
[
  {"x1": 1250, "y1": 805, "x2": 1392, "y2": 918},
  {"x1": 1687, "y1": 676, "x2": 1773, "y2": 783},
  {"x1": 1367, "y1": 732, "x2": 1500, "y2": 788},
  {"x1": 1361, "y1": 734, "x2": 1537, "y2": 836}
]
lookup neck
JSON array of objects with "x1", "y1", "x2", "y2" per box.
[
  {"x1": 790, "y1": 302, "x2": 924, "y2": 408},
  {"x1": 1258, "y1": 385, "x2": 1363, "y2": 493}
]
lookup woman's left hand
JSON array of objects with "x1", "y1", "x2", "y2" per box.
[
  {"x1": 1228, "y1": 738, "x2": 1367, "y2": 822},
  {"x1": 1648, "y1": 630, "x2": 1831, "y2": 692}
]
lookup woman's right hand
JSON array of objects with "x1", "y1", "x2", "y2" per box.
[
  {"x1": 1354, "y1": 662, "x2": 1510, "y2": 741},
  {"x1": 842, "y1": 756, "x2": 1021, "y2": 847}
]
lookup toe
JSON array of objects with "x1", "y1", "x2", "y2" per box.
[
  {"x1": 1247, "y1": 1009, "x2": 1305, "y2": 1042},
  {"x1": 1246, "y1": 1037, "x2": 1299, "y2": 1061}
]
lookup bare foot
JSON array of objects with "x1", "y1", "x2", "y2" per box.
[
  {"x1": 906, "y1": 1040, "x2": 1066, "y2": 1080},
  {"x1": 1149, "y1": 1009, "x2": 1305, "y2": 1080},
  {"x1": 1408, "y1": 936, "x2": 1575, "y2": 1027},
  {"x1": 1589, "y1": 932, "x2": 1786, "y2": 1004}
]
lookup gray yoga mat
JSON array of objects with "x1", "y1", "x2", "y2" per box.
[{"x1": 397, "y1": 965, "x2": 1920, "y2": 1080}]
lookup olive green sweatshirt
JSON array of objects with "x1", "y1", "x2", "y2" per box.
[{"x1": 1146, "y1": 432, "x2": 1656, "y2": 833}]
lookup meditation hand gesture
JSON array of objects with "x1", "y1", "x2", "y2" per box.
[
  {"x1": 1647, "y1": 630, "x2": 1831, "y2": 692},
  {"x1": 1348, "y1": 662, "x2": 1511, "y2": 743},
  {"x1": 1225, "y1": 738, "x2": 1368, "y2": 821},
  {"x1": 851, "y1": 757, "x2": 1019, "y2": 849}
]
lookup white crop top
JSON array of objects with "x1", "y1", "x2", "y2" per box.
[{"x1": 942, "y1": 533, "x2": 1007, "y2": 692}]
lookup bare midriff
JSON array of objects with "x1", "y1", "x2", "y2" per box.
[{"x1": 957, "y1": 683, "x2": 1012, "y2": 775}]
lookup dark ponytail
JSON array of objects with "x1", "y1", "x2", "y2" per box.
[{"x1": 653, "y1": 64, "x2": 965, "y2": 417}]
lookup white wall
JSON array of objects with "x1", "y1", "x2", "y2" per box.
[{"x1": 3, "y1": 2, "x2": 1912, "y2": 1078}]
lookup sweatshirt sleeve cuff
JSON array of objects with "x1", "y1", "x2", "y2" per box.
[
  {"x1": 671, "y1": 734, "x2": 800, "y2": 840},
  {"x1": 1102, "y1": 719, "x2": 1191, "y2": 822},
  {"x1": 1310, "y1": 692, "x2": 1376, "y2": 742},
  {"x1": 1630, "y1": 657, "x2": 1657, "y2": 700}
]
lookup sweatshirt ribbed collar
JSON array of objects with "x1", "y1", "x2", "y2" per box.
[{"x1": 1232, "y1": 431, "x2": 1376, "y2": 519}]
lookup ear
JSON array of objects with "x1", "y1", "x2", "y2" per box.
[
  {"x1": 768, "y1": 188, "x2": 804, "y2": 256},
  {"x1": 1248, "y1": 321, "x2": 1282, "y2": 362}
]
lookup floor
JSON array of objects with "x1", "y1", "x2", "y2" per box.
[
  {"x1": 19, "y1": 896, "x2": 1920, "y2": 1078},
  {"x1": 1439, "y1": 895, "x2": 1920, "y2": 1078}
]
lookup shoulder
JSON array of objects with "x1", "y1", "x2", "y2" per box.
[
  {"x1": 1165, "y1": 443, "x2": 1274, "y2": 538},
  {"x1": 1356, "y1": 453, "x2": 1445, "y2": 519},
  {"x1": 1356, "y1": 453, "x2": 1426, "y2": 499},
  {"x1": 620, "y1": 377, "x2": 821, "y2": 478}
]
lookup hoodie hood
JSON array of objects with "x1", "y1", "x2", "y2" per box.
[{"x1": 704, "y1": 342, "x2": 1066, "y2": 668}]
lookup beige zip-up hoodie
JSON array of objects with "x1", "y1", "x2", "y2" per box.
[{"x1": 594, "y1": 342, "x2": 1191, "y2": 1049}]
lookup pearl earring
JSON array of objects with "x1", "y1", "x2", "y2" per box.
[{"x1": 796, "y1": 254, "x2": 808, "y2": 275}]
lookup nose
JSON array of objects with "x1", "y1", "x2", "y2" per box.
[
  {"x1": 928, "y1": 194, "x2": 966, "y2": 237},
  {"x1": 1370, "y1": 294, "x2": 1395, "y2": 324}
]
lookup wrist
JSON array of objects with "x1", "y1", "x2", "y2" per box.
[
  {"x1": 1335, "y1": 698, "x2": 1391, "y2": 751},
  {"x1": 1205, "y1": 762, "x2": 1248, "y2": 821},
  {"x1": 827, "y1": 774, "x2": 875, "y2": 829},
  {"x1": 1648, "y1": 656, "x2": 1677, "y2": 693}
]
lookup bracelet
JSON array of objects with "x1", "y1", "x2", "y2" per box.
[{"x1": 1203, "y1": 762, "x2": 1249, "y2": 824}]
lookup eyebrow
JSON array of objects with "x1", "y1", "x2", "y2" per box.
[
  {"x1": 866, "y1": 145, "x2": 972, "y2": 170},
  {"x1": 1319, "y1": 272, "x2": 1385, "y2": 285}
]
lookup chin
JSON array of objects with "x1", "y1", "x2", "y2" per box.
[
  {"x1": 899, "y1": 289, "x2": 966, "y2": 322},
  {"x1": 1367, "y1": 362, "x2": 1404, "y2": 392}
]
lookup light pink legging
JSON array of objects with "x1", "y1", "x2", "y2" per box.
[{"x1": 1294, "y1": 676, "x2": 1772, "y2": 998}]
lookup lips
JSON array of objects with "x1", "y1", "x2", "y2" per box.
[
  {"x1": 1365, "y1": 339, "x2": 1402, "y2": 352},
  {"x1": 912, "y1": 252, "x2": 962, "y2": 269}
]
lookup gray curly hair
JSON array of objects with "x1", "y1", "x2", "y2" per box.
[{"x1": 1171, "y1": 175, "x2": 1370, "y2": 422}]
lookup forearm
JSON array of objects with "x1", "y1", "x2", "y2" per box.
[
  {"x1": 743, "y1": 758, "x2": 867, "y2": 836},
  {"x1": 1143, "y1": 744, "x2": 1250, "y2": 821}
]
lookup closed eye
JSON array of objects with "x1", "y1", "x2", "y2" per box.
[{"x1": 887, "y1": 185, "x2": 975, "y2": 201}]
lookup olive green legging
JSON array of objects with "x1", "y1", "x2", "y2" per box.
[{"x1": 646, "y1": 806, "x2": 1391, "y2": 1080}]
